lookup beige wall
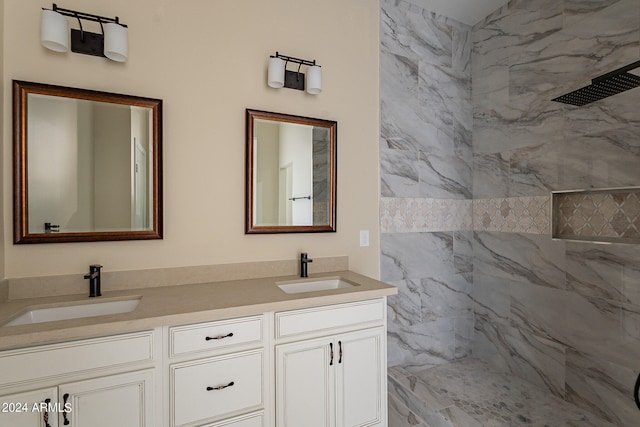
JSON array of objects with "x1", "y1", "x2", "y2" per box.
[{"x1": 2, "y1": 0, "x2": 381, "y2": 279}]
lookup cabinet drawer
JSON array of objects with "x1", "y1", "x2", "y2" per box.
[
  {"x1": 275, "y1": 299, "x2": 385, "y2": 339},
  {"x1": 171, "y1": 349, "x2": 263, "y2": 427},
  {"x1": 0, "y1": 331, "x2": 154, "y2": 388},
  {"x1": 203, "y1": 411, "x2": 264, "y2": 427},
  {"x1": 170, "y1": 316, "x2": 263, "y2": 357}
]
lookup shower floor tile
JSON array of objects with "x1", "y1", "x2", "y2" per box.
[{"x1": 389, "y1": 358, "x2": 617, "y2": 427}]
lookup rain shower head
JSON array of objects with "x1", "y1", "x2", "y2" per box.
[{"x1": 551, "y1": 60, "x2": 640, "y2": 107}]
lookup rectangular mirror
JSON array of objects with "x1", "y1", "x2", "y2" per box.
[
  {"x1": 13, "y1": 80, "x2": 163, "y2": 243},
  {"x1": 246, "y1": 109, "x2": 337, "y2": 234}
]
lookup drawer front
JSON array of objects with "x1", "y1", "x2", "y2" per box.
[
  {"x1": 170, "y1": 316, "x2": 263, "y2": 357},
  {"x1": 275, "y1": 299, "x2": 385, "y2": 339},
  {"x1": 0, "y1": 331, "x2": 155, "y2": 388},
  {"x1": 171, "y1": 349, "x2": 263, "y2": 427},
  {"x1": 203, "y1": 411, "x2": 264, "y2": 427}
]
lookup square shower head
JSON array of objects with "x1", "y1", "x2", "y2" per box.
[{"x1": 552, "y1": 60, "x2": 640, "y2": 106}]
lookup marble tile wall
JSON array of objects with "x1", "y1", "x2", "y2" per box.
[
  {"x1": 382, "y1": 0, "x2": 640, "y2": 424},
  {"x1": 380, "y1": 0, "x2": 474, "y2": 368},
  {"x1": 470, "y1": 0, "x2": 640, "y2": 425}
]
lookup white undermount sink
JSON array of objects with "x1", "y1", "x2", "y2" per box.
[
  {"x1": 277, "y1": 278, "x2": 356, "y2": 294},
  {"x1": 4, "y1": 297, "x2": 141, "y2": 327}
]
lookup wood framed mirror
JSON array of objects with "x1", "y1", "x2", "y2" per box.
[
  {"x1": 246, "y1": 109, "x2": 337, "y2": 234},
  {"x1": 13, "y1": 80, "x2": 163, "y2": 243}
]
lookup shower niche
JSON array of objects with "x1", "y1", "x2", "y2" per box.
[{"x1": 552, "y1": 187, "x2": 640, "y2": 244}]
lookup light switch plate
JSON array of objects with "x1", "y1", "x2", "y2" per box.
[{"x1": 360, "y1": 230, "x2": 370, "y2": 247}]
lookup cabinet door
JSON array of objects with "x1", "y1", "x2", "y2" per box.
[
  {"x1": 276, "y1": 337, "x2": 335, "y2": 427},
  {"x1": 0, "y1": 387, "x2": 58, "y2": 427},
  {"x1": 58, "y1": 369, "x2": 155, "y2": 427},
  {"x1": 336, "y1": 328, "x2": 385, "y2": 427}
]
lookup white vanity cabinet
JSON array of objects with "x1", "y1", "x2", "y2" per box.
[
  {"x1": 168, "y1": 315, "x2": 267, "y2": 427},
  {"x1": 0, "y1": 283, "x2": 393, "y2": 427},
  {"x1": 274, "y1": 299, "x2": 387, "y2": 427},
  {"x1": 0, "y1": 331, "x2": 158, "y2": 427}
]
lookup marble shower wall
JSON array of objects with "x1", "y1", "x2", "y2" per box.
[
  {"x1": 472, "y1": 0, "x2": 640, "y2": 425},
  {"x1": 380, "y1": 0, "x2": 474, "y2": 368}
]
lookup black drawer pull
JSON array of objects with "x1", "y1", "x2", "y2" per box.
[
  {"x1": 207, "y1": 381, "x2": 235, "y2": 391},
  {"x1": 329, "y1": 342, "x2": 334, "y2": 366},
  {"x1": 62, "y1": 393, "x2": 70, "y2": 425},
  {"x1": 43, "y1": 399, "x2": 52, "y2": 427},
  {"x1": 205, "y1": 332, "x2": 234, "y2": 341}
]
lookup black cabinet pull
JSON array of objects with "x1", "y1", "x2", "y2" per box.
[
  {"x1": 207, "y1": 381, "x2": 235, "y2": 391},
  {"x1": 62, "y1": 393, "x2": 70, "y2": 425},
  {"x1": 205, "y1": 332, "x2": 234, "y2": 341},
  {"x1": 329, "y1": 342, "x2": 334, "y2": 366},
  {"x1": 43, "y1": 398, "x2": 52, "y2": 427},
  {"x1": 338, "y1": 341, "x2": 343, "y2": 364},
  {"x1": 634, "y1": 372, "x2": 640, "y2": 411}
]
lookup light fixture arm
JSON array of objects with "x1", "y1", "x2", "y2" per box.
[
  {"x1": 47, "y1": 3, "x2": 127, "y2": 28},
  {"x1": 73, "y1": 12, "x2": 84, "y2": 40},
  {"x1": 271, "y1": 52, "x2": 317, "y2": 68}
]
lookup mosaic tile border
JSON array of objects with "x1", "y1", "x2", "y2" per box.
[
  {"x1": 473, "y1": 196, "x2": 550, "y2": 234},
  {"x1": 553, "y1": 188, "x2": 640, "y2": 244},
  {"x1": 380, "y1": 198, "x2": 473, "y2": 233},
  {"x1": 380, "y1": 196, "x2": 550, "y2": 234}
]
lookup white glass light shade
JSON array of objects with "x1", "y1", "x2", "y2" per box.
[
  {"x1": 41, "y1": 9, "x2": 69, "y2": 52},
  {"x1": 268, "y1": 57, "x2": 285, "y2": 88},
  {"x1": 104, "y1": 23, "x2": 128, "y2": 62},
  {"x1": 306, "y1": 65, "x2": 322, "y2": 95}
]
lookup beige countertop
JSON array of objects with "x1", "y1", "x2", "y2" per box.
[{"x1": 0, "y1": 270, "x2": 396, "y2": 351}]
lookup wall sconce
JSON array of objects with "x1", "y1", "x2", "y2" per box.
[
  {"x1": 268, "y1": 52, "x2": 322, "y2": 95},
  {"x1": 40, "y1": 3, "x2": 128, "y2": 62}
]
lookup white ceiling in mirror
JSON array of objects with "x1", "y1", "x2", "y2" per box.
[{"x1": 405, "y1": 0, "x2": 510, "y2": 26}]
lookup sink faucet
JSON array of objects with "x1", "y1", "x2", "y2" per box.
[
  {"x1": 84, "y1": 264, "x2": 103, "y2": 297},
  {"x1": 300, "y1": 253, "x2": 313, "y2": 278}
]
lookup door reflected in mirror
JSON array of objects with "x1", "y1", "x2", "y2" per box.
[
  {"x1": 13, "y1": 80, "x2": 163, "y2": 243},
  {"x1": 246, "y1": 109, "x2": 336, "y2": 234}
]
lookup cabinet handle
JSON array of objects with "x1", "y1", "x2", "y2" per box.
[
  {"x1": 43, "y1": 398, "x2": 52, "y2": 427},
  {"x1": 62, "y1": 393, "x2": 70, "y2": 425},
  {"x1": 206, "y1": 381, "x2": 235, "y2": 391},
  {"x1": 329, "y1": 342, "x2": 334, "y2": 366},
  {"x1": 205, "y1": 332, "x2": 234, "y2": 341},
  {"x1": 338, "y1": 340, "x2": 343, "y2": 364}
]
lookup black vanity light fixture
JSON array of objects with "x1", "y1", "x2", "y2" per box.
[
  {"x1": 552, "y1": 60, "x2": 640, "y2": 106},
  {"x1": 268, "y1": 52, "x2": 322, "y2": 95},
  {"x1": 40, "y1": 3, "x2": 128, "y2": 62}
]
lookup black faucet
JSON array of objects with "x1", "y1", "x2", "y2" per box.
[
  {"x1": 300, "y1": 253, "x2": 313, "y2": 278},
  {"x1": 84, "y1": 264, "x2": 103, "y2": 297}
]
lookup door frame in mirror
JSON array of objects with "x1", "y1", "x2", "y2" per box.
[
  {"x1": 245, "y1": 109, "x2": 337, "y2": 234},
  {"x1": 13, "y1": 80, "x2": 163, "y2": 243}
]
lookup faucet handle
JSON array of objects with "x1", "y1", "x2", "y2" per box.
[{"x1": 89, "y1": 264, "x2": 103, "y2": 270}]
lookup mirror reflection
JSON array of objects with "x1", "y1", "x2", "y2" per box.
[
  {"x1": 28, "y1": 95, "x2": 153, "y2": 233},
  {"x1": 246, "y1": 109, "x2": 337, "y2": 234},
  {"x1": 14, "y1": 80, "x2": 163, "y2": 243}
]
